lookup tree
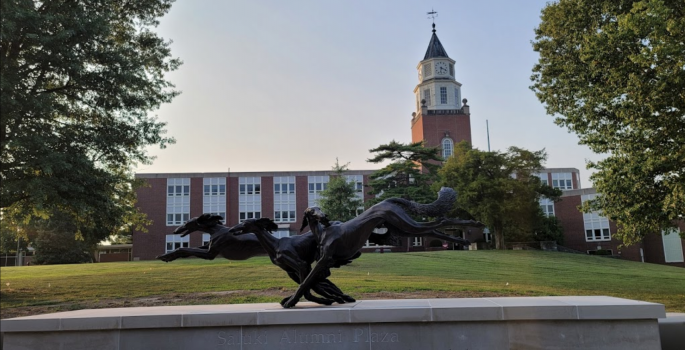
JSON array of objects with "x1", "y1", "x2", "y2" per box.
[
  {"x1": 0, "y1": 214, "x2": 29, "y2": 257},
  {"x1": 317, "y1": 159, "x2": 363, "y2": 222},
  {"x1": 531, "y1": 0, "x2": 685, "y2": 245},
  {"x1": 366, "y1": 141, "x2": 443, "y2": 207},
  {"x1": 437, "y1": 142, "x2": 561, "y2": 249},
  {"x1": 1, "y1": 1, "x2": 179, "y2": 244},
  {"x1": 32, "y1": 215, "x2": 92, "y2": 265},
  {"x1": 533, "y1": 214, "x2": 565, "y2": 245}
]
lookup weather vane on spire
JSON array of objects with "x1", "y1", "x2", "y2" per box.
[
  {"x1": 427, "y1": 8, "x2": 438, "y2": 23},
  {"x1": 427, "y1": 8, "x2": 438, "y2": 32}
]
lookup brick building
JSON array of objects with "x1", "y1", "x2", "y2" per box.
[
  {"x1": 530, "y1": 169, "x2": 684, "y2": 267},
  {"x1": 553, "y1": 188, "x2": 684, "y2": 267},
  {"x1": 132, "y1": 170, "x2": 467, "y2": 261},
  {"x1": 131, "y1": 23, "x2": 684, "y2": 267}
]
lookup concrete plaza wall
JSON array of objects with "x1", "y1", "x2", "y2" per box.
[{"x1": 1, "y1": 296, "x2": 667, "y2": 350}]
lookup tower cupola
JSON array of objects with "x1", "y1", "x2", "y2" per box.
[{"x1": 414, "y1": 24, "x2": 462, "y2": 113}]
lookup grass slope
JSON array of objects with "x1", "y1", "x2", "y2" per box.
[{"x1": 1, "y1": 250, "x2": 684, "y2": 318}]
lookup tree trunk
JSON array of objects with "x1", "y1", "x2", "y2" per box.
[{"x1": 494, "y1": 227, "x2": 505, "y2": 250}]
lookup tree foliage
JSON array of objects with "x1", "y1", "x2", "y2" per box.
[
  {"x1": 32, "y1": 216, "x2": 93, "y2": 265},
  {"x1": 532, "y1": 213, "x2": 565, "y2": 245},
  {"x1": 531, "y1": 0, "x2": 685, "y2": 245},
  {"x1": 1, "y1": 1, "x2": 178, "y2": 244},
  {"x1": 437, "y1": 142, "x2": 562, "y2": 249},
  {"x1": 0, "y1": 215, "x2": 29, "y2": 255},
  {"x1": 317, "y1": 159, "x2": 363, "y2": 222},
  {"x1": 366, "y1": 141, "x2": 442, "y2": 207}
]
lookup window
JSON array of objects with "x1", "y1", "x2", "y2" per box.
[
  {"x1": 423, "y1": 88, "x2": 431, "y2": 106},
  {"x1": 345, "y1": 175, "x2": 365, "y2": 215},
  {"x1": 202, "y1": 233, "x2": 211, "y2": 246},
  {"x1": 535, "y1": 173, "x2": 550, "y2": 186},
  {"x1": 582, "y1": 194, "x2": 611, "y2": 242},
  {"x1": 662, "y1": 228, "x2": 684, "y2": 263},
  {"x1": 273, "y1": 229, "x2": 291, "y2": 239},
  {"x1": 203, "y1": 177, "x2": 226, "y2": 220},
  {"x1": 551, "y1": 173, "x2": 573, "y2": 190},
  {"x1": 239, "y1": 177, "x2": 261, "y2": 222},
  {"x1": 308, "y1": 176, "x2": 330, "y2": 207},
  {"x1": 449, "y1": 63, "x2": 454, "y2": 76},
  {"x1": 239, "y1": 178, "x2": 261, "y2": 195},
  {"x1": 413, "y1": 237, "x2": 423, "y2": 247},
  {"x1": 539, "y1": 198, "x2": 555, "y2": 216},
  {"x1": 454, "y1": 88, "x2": 461, "y2": 108},
  {"x1": 165, "y1": 234, "x2": 189, "y2": 253},
  {"x1": 203, "y1": 181, "x2": 226, "y2": 196},
  {"x1": 440, "y1": 87, "x2": 447, "y2": 104},
  {"x1": 442, "y1": 138, "x2": 453, "y2": 159},
  {"x1": 166, "y1": 178, "x2": 190, "y2": 226},
  {"x1": 274, "y1": 176, "x2": 296, "y2": 223},
  {"x1": 345, "y1": 175, "x2": 364, "y2": 195},
  {"x1": 167, "y1": 181, "x2": 190, "y2": 197},
  {"x1": 483, "y1": 228, "x2": 492, "y2": 242}
]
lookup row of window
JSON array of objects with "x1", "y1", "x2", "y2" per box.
[
  {"x1": 167, "y1": 176, "x2": 365, "y2": 226},
  {"x1": 536, "y1": 172, "x2": 576, "y2": 190},
  {"x1": 204, "y1": 184, "x2": 226, "y2": 196},
  {"x1": 165, "y1": 234, "x2": 211, "y2": 253}
]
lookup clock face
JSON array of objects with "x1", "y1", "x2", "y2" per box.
[{"x1": 435, "y1": 61, "x2": 448, "y2": 75}]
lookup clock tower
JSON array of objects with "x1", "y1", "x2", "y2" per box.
[{"x1": 411, "y1": 23, "x2": 472, "y2": 159}]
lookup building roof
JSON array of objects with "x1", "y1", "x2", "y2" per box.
[
  {"x1": 423, "y1": 24, "x2": 449, "y2": 60},
  {"x1": 135, "y1": 169, "x2": 378, "y2": 179}
]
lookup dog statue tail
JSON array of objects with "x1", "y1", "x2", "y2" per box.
[{"x1": 384, "y1": 187, "x2": 457, "y2": 218}]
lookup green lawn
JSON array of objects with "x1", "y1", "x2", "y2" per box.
[{"x1": 2, "y1": 250, "x2": 684, "y2": 318}]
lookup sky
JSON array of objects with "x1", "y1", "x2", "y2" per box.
[{"x1": 137, "y1": 0, "x2": 604, "y2": 188}]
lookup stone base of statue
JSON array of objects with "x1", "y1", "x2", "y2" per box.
[{"x1": 0, "y1": 296, "x2": 670, "y2": 350}]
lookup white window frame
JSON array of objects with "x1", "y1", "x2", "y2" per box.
[
  {"x1": 166, "y1": 178, "x2": 190, "y2": 226},
  {"x1": 273, "y1": 229, "x2": 291, "y2": 239},
  {"x1": 581, "y1": 194, "x2": 611, "y2": 242},
  {"x1": 202, "y1": 233, "x2": 211, "y2": 246},
  {"x1": 552, "y1": 172, "x2": 573, "y2": 190},
  {"x1": 308, "y1": 175, "x2": 330, "y2": 207},
  {"x1": 442, "y1": 138, "x2": 454, "y2": 159},
  {"x1": 423, "y1": 88, "x2": 431, "y2": 106},
  {"x1": 662, "y1": 228, "x2": 684, "y2": 263},
  {"x1": 239, "y1": 177, "x2": 261, "y2": 222},
  {"x1": 274, "y1": 176, "x2": 296, "y2": 223},
  {"x1": 165, "y1": 234, "x2": 189, "y2": 253},
  {"x1": 440, "y1": 87, "x2": 447, "y2": 104},
  {"x1": 540, "y1": 197, "x2": 555, "y2": 216},
  {"x1": 345, "y1": 174, "x2": 365, "y2": 215},
  {"x1": 203, "y1": 177, "x2": 226, "y2": 220},
  {"x1": 535, "y1": 173, "x2": 550, "y2": 186}
]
